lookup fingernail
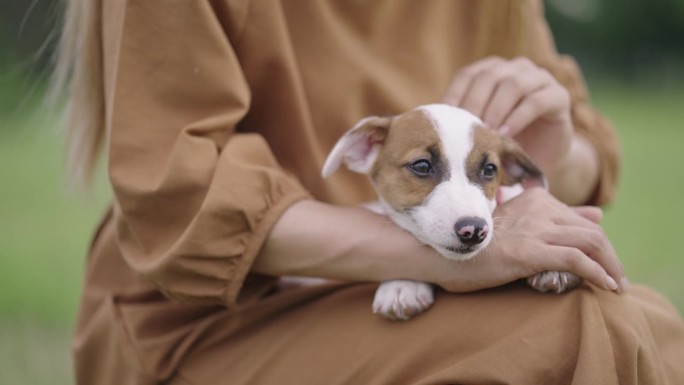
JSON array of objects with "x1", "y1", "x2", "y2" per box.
[
  {"x1": 605, "y1": 275, "x2": 618, "y2": 291},
  {"x1": 498, "y1": 125, "x2": 511, "y2": 136}
]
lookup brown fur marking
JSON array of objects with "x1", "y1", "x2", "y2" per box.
[
  {"x1": 467, "y1": 125, "x2": 545, "y2": 197},
  {"x1": 466, "y1": 125, "x2": 504, "y2": 200},
  {"x1": 372, "y1": 110, "x2": 447, "y2": 211}
]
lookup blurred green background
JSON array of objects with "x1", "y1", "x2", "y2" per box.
[{"x1": 1, "y1": 1, "x2": 683, "y2": 384}]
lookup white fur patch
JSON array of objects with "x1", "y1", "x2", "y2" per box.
[
  {"x1": 385, "y1": 104, "x2": 494, "y2": 260},
  {"x1": 373, "y1": 280, "x2": 434, "y2": 321}
]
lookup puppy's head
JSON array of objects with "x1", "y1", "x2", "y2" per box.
[{"x1": 323, "y1": 104, "x2": 545, "y2": 260}]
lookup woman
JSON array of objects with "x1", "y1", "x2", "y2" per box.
[{"x1": 54, "y1": 1, "x2": 684, "y2": 384}]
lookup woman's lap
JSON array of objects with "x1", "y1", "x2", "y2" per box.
[{"x1": 169, "y1": 282, "x2": 684, "y2": 385}]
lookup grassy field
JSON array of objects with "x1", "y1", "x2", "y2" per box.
[
  {"x1": 1, "y1": 79, "x2": 683, "y2": 384},
  {"x1": 592, "y1": 84, "x2": 684, "y2": 306},
  {"x1": 0, "y1": 75, "x2": 111, "y2": 384}
]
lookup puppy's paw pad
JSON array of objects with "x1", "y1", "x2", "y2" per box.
[
  {"x1": 373, "y1": 280, "x2": 434, "y2": 321},
  {"x1": 527, "y1": 271, "x2": 582, "y2": 294}
]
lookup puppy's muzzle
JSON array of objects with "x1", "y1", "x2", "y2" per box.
[{"x1": 454, "y1": 216, "x2": 489, "y2": 246}]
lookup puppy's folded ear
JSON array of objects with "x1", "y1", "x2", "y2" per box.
[
  {"x1": 322, "y1": 116, "x2": 392, "y2": 177},
  {"x1": 500, "y1": 137, "x2": 548, "y2": 189}
]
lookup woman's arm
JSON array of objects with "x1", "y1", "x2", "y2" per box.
[
  {"x1": 545, "y1": 134, "x2": 600, "y2": 205},
  {"x1": 101, "y1": 1, "x2": 313, "y2": 309},
  {"x1": 254, "y1": 190, "x2": 626, "y2": 293},
  {"x1": 254, "y1": 200, "x2": 442, "y2": 283}
]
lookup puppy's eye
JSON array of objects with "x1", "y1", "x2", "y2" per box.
[
  {"x1": 409, "y1": 159, "x2": 433, "y2": 176},
  {"x1": 482, "y1": 163, "x2": 498, "y2": 180}
]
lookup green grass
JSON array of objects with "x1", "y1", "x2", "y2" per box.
[
  {"x1": 0, "y1": 79, "x2": 683, "y2": 384},
  {"x1": 592, "y1": 85, "x2": 684, "y2": 310},
  {"x1": 0, "y1": 319, "x2": 73, "y2": 385},
  {"x1": 0, "y1": 107, "x2": 110, "y2": 328},
  {"x1": 0, "y1": 85, "x2": 110, "y2": 384}
]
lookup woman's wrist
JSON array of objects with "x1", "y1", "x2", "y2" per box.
[{"x1": 546, "y1": 134, "x2": 600, "y2": 205}]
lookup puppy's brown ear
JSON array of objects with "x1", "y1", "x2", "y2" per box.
[
  {"x1": 500, "y1": 137, "x2": 547, "y2": 189},
  {"x1": 322, "y1": 116, "x2": 392, "y2": 177}
]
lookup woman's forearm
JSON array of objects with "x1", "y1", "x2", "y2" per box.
[
  {"x1": 253, "y1": 200, "x2": 442, "y2": 283},
  {"x1": 547, "y1": 134, "x2": 600, "y2": 206}
]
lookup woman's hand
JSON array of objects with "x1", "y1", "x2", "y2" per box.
[
  {"x1": 442, "y1": 56, "x2": 599, "y2": 205},
  {"x1": 442, "y1": 56, "x2": 573, "y2": 175},
  {"x1": 433, "y1": 188, "x2": 626, "y2": 294}
]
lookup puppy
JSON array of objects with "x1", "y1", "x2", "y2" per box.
[{"x1": 322, "y1": 104, "x2": 581, "y2": 321}]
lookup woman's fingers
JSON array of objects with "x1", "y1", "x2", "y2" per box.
[
  {"x1": 501, "y1": 84, "x2": 571, "y2": 137},
  {"x1": 572, "y1": 206, "x2": 604, "y2": 224},
  {"x1": 544, "y1": 204, "x2": 626, "y2": 293},
  {"x1": 442, "y1": 57, "x2": 505, "y2": 107},
  {"x1": 541, "y1": 226, "x2": 625, "y2": 292},
  {"x1": 459, "y1": 58, "x2": 535, "y2": 117},
  {"x1": 447, "y1": 57, "x2": 538, "y2": 119},
  {"x1": 533, "y1": 244, "x2": 618, "y2": 291},
  {"x1": 553, "y1": 207, "x2": 603, "y2": 230},
  {"x1": 482, "y1": 68, "x2": 552, "y2": 130},
  {"x1": 442, "y1": 56, "x2": 569, "y2": 135}
]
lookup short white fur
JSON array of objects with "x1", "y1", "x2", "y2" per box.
[{"x1": 376, "y1": 105, "x2": 495, "y2": 260}]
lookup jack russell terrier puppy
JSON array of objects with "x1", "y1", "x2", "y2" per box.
[{"x1": 322, "y1": 104, "x2": 582, "y2": 321}]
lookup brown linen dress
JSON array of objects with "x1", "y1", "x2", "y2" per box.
[{"x1": 73, "y1": 1, "x2": 684, "y2": 384}]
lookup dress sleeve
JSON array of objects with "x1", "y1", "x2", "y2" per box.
[
  {"x1": 105, "y1": 1, "x2": 311, "y2": 309},
  {"x1": 525, "y1": 0, "x2": 621, "y2": 206}
]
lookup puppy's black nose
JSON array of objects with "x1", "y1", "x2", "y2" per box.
[{"x1": 454, "y1": 217, "x2": 489, "y2": 246}]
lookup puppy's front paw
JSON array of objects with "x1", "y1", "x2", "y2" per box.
[
  {"x1": 527, "y1": 271, "x2": 582, "y2": 294},
  {"x1": 373, "y1": 280, "x2": 434, "y2": 321}
]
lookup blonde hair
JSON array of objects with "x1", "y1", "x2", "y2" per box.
[
  {"x1": 51, "y1": 0, "x2": 104, "y2": 187},
  {"x1": 52, "y1": 0, "x2": 530, "y2": 187}
]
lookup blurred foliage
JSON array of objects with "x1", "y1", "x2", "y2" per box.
[
  {"x1": 546, "y1": 0, "x2": 684, "y2": 83},
  {"x1": 0, "y1": 0, "x2": 59, "y2": 68}
]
